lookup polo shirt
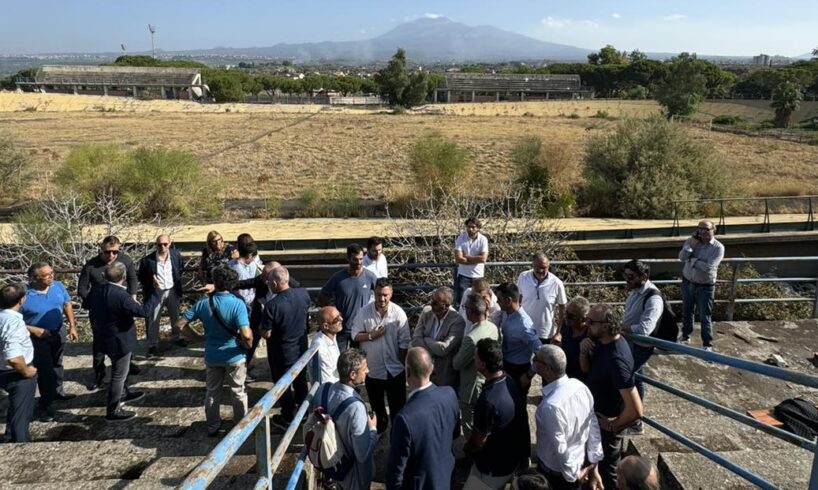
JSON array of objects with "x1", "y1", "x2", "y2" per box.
[
  {"x1": 584, "y1": 336, "x2": 635, "y2": 418},
  {"x1": 0, "y1": 309, "x2": 34, "y2": 370},
  {"x1": 320, "y1": 268, "x2": 377, "y2": 333},
  {"x1": 21, "y1": 281, "x2": 70, "y2": 332},
  {"x1": 261, "y1": 287, "x2": 311, "y2": 364},
  {"x1": 455, "y1": 232, "x2": 489, "y2": 278},
  {"x1": 474, "y1": 374, "x2": 528, "y2": 476},
  {"x1": 517, "y1": 270, "x2": 567, "y2": 339},
  {"x1": 183, "y1": 292, "x2": 250, "y2": 366}
]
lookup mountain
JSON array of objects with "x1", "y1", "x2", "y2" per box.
[{"x1": 163, "y1": 17, "x2": 592, "y2": 63}]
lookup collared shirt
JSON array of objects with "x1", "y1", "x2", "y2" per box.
[
  {"x1": 350, "y1": 302, "x2": 410, "y2": 380},
  {"x1": 182, "y1": 292, "x2": 250, "y2": 366},
  {"x1": 0, "y1": 309, "x2": 34, "y2": 370},
  {"x1": 20, "y1": 281, "x2": 70, "y2": 331},
  {"x1": 455, "y1": 232, "x2": 489, "y2": 278},
  {"x1": 536, "y1": 376, "x2": 604, "y2": 482},
  {"x1": 362, "y1": 253, "x2": 388, "y2": 278},
  {"x1": 315, "y1": 333, "x2": 340, "y2": 383},
  {"x1": 499, "y1": 308, "x2": 541, "y2": 365},
  {"x1": 229, "y1": 258, "x2": 260, "y2": 307},
  {"x1": 459, "y1": 288, "x2": 501, "y2": 328},
  {"x1": 155, "y1": 254, "x2": 175, "y2": 290},
  {"x1": 474, "y1": 375, "x2": 529, "y2": 477},
  {"x1": 679, "y1": 237, "x2": 725, "y2": 285},
  {"x1": 622, "y1": 280, "x2": 663, "y2": 335},
  {"x1": 517, "y1": 270, "x2": 567, "y2": 339},
  {"x1": 313, "y1": 382, "x2": 378, "y2": 490},
  {"x1": 407, "y1": 381, "x2": 433, "y2": 402}
]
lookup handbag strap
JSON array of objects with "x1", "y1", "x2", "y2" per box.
[{"x1": 208, "y1": 294, "x2": 240, "y2": 340}]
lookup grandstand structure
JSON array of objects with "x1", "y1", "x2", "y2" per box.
[
  {"x1": 15, "y1": 65, "x2": 207, "y2": 100},
  {"x1": 433, "y1": 73, "x2": 587, "y2": 103}
]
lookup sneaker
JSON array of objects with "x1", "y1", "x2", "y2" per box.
[
  {"x1": 704, "y1": 346, "x2": 714, "y2": 352},
  {"x1": 121, "y1": 391, "x2": 145, "y2": 404},
  {"x1": 54, "y1": 391, "x2": 76, "y2": 401},
  {"x1": 145, "y1": 347, "x2": 160, "y2": 360},
  {"x1": 173, "y1": 338, "x2": 190, "y2": 348},
  {"x1": 622, "y1": 422, "x2": 644, "y2": 436},
  {"x1": 271, "y1": 414, "x2": 291, "y2": 433},
  {"x1": 106, "y1": 409, "x2": 136, "y2": 422},
  {"x1": 678, "y1": 336, "x2": 690, "y2": 344}
]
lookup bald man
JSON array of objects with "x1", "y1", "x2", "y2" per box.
[
  {"x1": 138, "y1": 234, "x2": 185, "y2": 358},
  {"x1": 387, "y1": 347, "x2": 460, "y2": 490},
  {"x1": 314, "y1": 306, "x2": 342, "y2": 383},
  {"x1": 617, "y1": 456, "x2": 659, "y2": 490}
]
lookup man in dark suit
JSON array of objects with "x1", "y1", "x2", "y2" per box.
[
  {"x1": 138, "y1": 234, "x2": 186, "y2": 358},
  {"x1": 84, "y1": 262, "x2": 160, "y2": 421},
  {"x1": 387, "y1": 347, "x2": 460, "y2": 490}
]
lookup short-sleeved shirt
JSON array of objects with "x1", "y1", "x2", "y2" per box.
[
  {"x1": 261, "y1": 287, "x2": 310, "y2": 364},
  {"x1": 455, "y1": 232, "x2": 489, "y2": 278},
  {"x1": 320, "y1": 268, "x2": 377, "y2": 333},
  {"x1": 517, "y1": 271, "x2": 567, "y2": 339},
  {"x1": 0, "y1": 309, "x2": 34, "y2": 370},
  {"x1": 474, "y1": 374, "x2": 528, "y2": 476},
  {"x1": 559, "y1": 322, "x2": 587, "y2": 381},
  {"x1": 183, "y1": 292, "x2": 250, "y2": 366},
  {"x1": 20, "y1": 282, "x2": 70, "y2": 332},
  {"x1": 584, "y1": 336, "x2": 635, "y2": 418},
  {"x1": 362, "y1": 254, "x2": 388, "y2": 278}
]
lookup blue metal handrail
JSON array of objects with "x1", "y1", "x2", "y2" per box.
[
  {"x1": 178, "y1": 333, "x2": 322, "y2": 490},
  {"x1": 626, "y1": 333, "x2": 818, "y2": 488}
]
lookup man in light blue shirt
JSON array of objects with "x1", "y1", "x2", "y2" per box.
[
  {"x1": 178, "y1": 265, "x2": 253, "y2": 437},
  {"x1": 678, "y1": 220, "x2": 724, "y2": 351},
  {"x1": 0, "y1": 283, "x2": 38, "y2": 442},
  {"x1": 495, "y1": 282, "x2": 540, "y2": 403}
]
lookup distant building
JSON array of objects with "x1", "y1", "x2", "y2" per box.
[
  {"x1": 752, "y1": 54, "x2": 771, "y2": 66},
  {"x1": 15, "y1": 65, "x2": 207, "y2": 100},
  {"x1": 432, "y1": 73, "x2": 587, "y2": 103}
]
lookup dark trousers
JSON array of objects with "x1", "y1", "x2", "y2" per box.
[
  {"x1": 365, "y1": 371, "x2": 406, "y2": 433},
  {"x1": 31, "y1": 328, "x2": 66, "y2": 408},
  {"x1": 630, "y1": 343, "x2": 655, "y2": 402},
  {"x1": 269, "y1": 357, "x2": 308, "y2": 421},
  {"x1": 0, "y1": 369, "x2": 37, "y2": 442},
  {"x1": 600, "y1": 428, "x2": 624, "y2": 490},
  {"x1": 336, "y1": 331, "x2": 351, "y2": 353},
  {"x1": 537, "y1": 461, "x2": 580, "y2": 490},
  {"x1": 106, "y1": 352, "x2": 132, "y2": 415},
  {"x1": 245, "y1": 327, "x2": 262, "y2": 367},
  {"x1": 503, "y1": 361, "x2": 532, "y2": 404},
  {"x1": 454, "y1": 275, "x2": 474, "y2": 309}
]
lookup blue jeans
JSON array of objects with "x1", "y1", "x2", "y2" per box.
[
  {"x1": 630, "y1": 342, "x2": 654, "y2": 402},
  {"x1": 0, "y1": 369, "x2": 36, "y2": 442},
  {"x1": 454, "y1": 275, "x2": 474, "y2": 308},
  {"x1": 681, "y1": 279, "x2": 715, "y2": 346}
]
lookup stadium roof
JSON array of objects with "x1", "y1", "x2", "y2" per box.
[{"x1": 29, "y1": 65, "x2": 203, "y2": 88}]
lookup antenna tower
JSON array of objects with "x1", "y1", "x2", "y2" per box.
[{"x1": 148, "y1": 24, "x2": 156, "y2": 59}]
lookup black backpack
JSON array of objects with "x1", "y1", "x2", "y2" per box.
[
  {"x1": 642, "y1": 289, "x2": 679, "y2": 343},
  {"x1": 774, "y1": 398, "x2": 818, "y2": 440}
]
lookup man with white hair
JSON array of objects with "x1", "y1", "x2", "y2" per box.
[
  {"x1": 411, "y1": 286, "x2": 465, "y2": 390},
  {"x1": 534, "y1": 344, "x2": 603, "y2": 490},
  {"x1": 517, "y1": 252, "x2": 567, "y2": 344}
]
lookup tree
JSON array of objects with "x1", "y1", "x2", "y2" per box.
[
  {"x1": 655, "y1": 54, "x2": 708, "y2": 117},
  {"x1": 205, "y1": 71, "x2": 245, "y2": 102},
  {"x1": 771, "y1": 80, "x2": 803, "y2": 128},
  {"x1": 588, "y1": 45, "x2": 627, "y2": 65},
  {"x1": 628, "y1": 50, "x2": 648, "y2": 63},
  {"x1": 375, "y1": 49, "x2": 429, "y2": 108}
]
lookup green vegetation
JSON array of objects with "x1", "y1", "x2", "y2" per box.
[
  {"x1": 579, "y1": 115, "x2": 730, "y2": 219},
  {"x1": 0, "y1": 132, "x2": 31, "y2": 200},
  {"x1": 407, "y1": 132, "x2": 470, "y2": 190},
  {"x1": 771, "y1": 79, "x2": 803, "y2": 128},
  {"x1": 110, "y1": 55, "x2": 209, "y2": 69},
  {"x1": 655, "y1": 54, "x2": 709, "y2": 117},
  {"x1": 511, "y1": 136, "x2": 575, "y2": 217},
  {"x1": 54, "y1": 143, "x2": 219, "y2": 218},
  {"x1": 375, "y1": 49, "x2": 429, "y2": 108}
]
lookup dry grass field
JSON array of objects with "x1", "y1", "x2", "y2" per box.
[{"x1": 1, "y1": 92, "x2": 817, "y2": 204}]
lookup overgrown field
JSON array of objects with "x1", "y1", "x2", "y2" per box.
[{"x1": 2, "y1": 94, "x2": 818, "y2": 204}]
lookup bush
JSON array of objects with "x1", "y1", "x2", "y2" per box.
[
  {"x1": 578, "y1": 115, "x2": 730, "y2": 218},
  {"x1": 296, "y1": 187, "x2": 324, "y2": 217},
  {"x1": 408, "y1": 132, "x2": 470, "y2": 190},
  {"x1": 712, "y1": 115, "x2": 743, "y2": 125},
  {"x1": 512, "y1": 136, "x2": 577, "y2": 217},
  {"x1": 0, "y1": 132, "x2": 31, "y2": 201},
  {"x1": 592, "y1": 110, "x2": 611, "y2": 119},
  {"x1": 54, "y1": 144, "x2": 220, "y2": 218}
]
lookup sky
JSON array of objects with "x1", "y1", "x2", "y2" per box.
[{"x1": 1, "y1": 0, "x2": 814, "y2": 57}]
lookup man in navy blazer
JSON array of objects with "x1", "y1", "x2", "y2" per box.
[
  {"x1": 387, "y1": 347, "x2": 460, "y2": 490},
  {"x1": 84, "y1": 262, "x2": 161, "y2": 421},
  {"x1": 138, "y1": 234, "x2": 185, "y2": 357}
]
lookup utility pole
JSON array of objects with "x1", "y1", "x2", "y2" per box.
[{"x1": 148, "y1": 24, "x2": 156, "y2": 59}]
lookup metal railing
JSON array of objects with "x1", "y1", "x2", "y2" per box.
[
  {"x1": 625, "y1": 334, "x2": 818, "y2": 489},
  {"x1": 671, "y1": 195, "x2": 818, "y2": 235}
]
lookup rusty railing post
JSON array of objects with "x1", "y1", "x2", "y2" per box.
[{"x1": 726, "y1": 263, "x2": 740, "y2": 321}]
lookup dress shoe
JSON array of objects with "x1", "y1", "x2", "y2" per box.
[
  {"x1": 105, "y1": 409, "x2": 136, "y2": 422},
  {"x1": 129, "y1": 363, "x2": 141, "y2": 375},
  {"x1": 54, "y1": 392, "x2": 76, "y2": 401},
  {"x1": 121, "y1": 391, "x2": 145, "y2": 404},
  {"x1": 87, "y1": 377, "x2": 106, "y2": 391},
  {"x1": 174, "y1": 338, "x2": 190, "y2": 348},
  {"x1": 36, "y1": 405, "x2": 56, "y2": 422},
  {"x1": 145, "y1": 347, "x2": 160, "y2": 360}
]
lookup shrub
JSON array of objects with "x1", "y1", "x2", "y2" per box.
[
  {"x1": 332, "y1": 181, "x2": 361, "y2": 217},
  {"x1": 712, "y1": 115, "x2": 743, "y2": 125},
  {"x1": 296, "y1": 187, "x2": 324, "y2": 217},
  {"x1": 578, "y1": 115, "x2": 730, "y2": 218},
  {"x1": 592, "y1": 110, "x2": 611, "y2": 119},
  {"x1": 0, "y1": 132, "x2": 31, "y2": 201},
  {"x1": 408, "y1": 132, "x2": 470, "y2": 191},
  {"x1": 511, "y1": 136, "x2": 577, "y2": 217},
  {"x1": 54, "y1": 144, "x2": 220, "y2": 218}
]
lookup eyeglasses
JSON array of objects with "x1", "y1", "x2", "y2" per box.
[
  {"x1": 586, "y1": 319, "x2": 609, "y2": 325},
  {"x1": 329, "y1": 316, "x2": 343, "y2": 325},
  {"x1": 156, "y1": 242, "x2": 170, "y2": 247},
  {"x1": 564, "y1": 312, "x2": 584, "y2": 321},
  {"x1": 622, "y1": 272, "x2": 639, "y2": 280},
  {"x1": 209, "y1": 238, "x2": 223, "y2": 244},
  {"x1": 698, "y1": 227, "x2": 713, "y2": 231},
  {"x1": 103, "y1": 250, "x2": 120, "y2": 255},
  {"x1": 431, "y1": 300, "x2": 452, "y2": 307}
]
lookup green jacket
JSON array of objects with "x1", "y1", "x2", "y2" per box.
[{"x1": 452, "y1": 320, "x2": 500, "y2": 404}]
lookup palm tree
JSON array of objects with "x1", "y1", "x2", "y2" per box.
[{"x1": 771, "y1": 80, "x2": 803, "y2": 128}]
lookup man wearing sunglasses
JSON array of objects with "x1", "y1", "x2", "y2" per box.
[
  {"x1": 78, "y1": 236, "x2": 139, "y2": 390},
  {"x1": 678, "y1": 220, "x2": 724, "y2": 351},
  {"x1": 138, "y1": 234, "x2": 186, "y2": 358}
]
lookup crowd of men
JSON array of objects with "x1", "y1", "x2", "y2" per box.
[{"x1": 0, "y1": 218, "x2": 725, "y2": 489}]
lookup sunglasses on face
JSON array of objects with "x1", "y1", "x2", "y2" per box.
[
  {"x1": 157, "y1": 243, "x2": 170, "y2": 247},
  {"x1": 103, "y1": 250, "x2": 120, "y2": 255}
]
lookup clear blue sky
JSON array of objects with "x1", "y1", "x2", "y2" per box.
[{"x1": 1, "y1": 0, "x2": 814, "y2": 57}]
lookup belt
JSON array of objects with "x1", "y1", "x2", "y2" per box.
[
  {"x1": 537, "y1": 461, "x2": 562, "y2": 477},
  {"x1": 683, "y1": 277, "x2": 714, "y2": 286}
]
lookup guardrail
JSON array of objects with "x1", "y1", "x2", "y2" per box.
[
  {"x1": 625, "y1": 334, "x2": 818, "y2": 489},
  {"x1": 672, "y1": 195, "x2": 818, "y2": 235}
]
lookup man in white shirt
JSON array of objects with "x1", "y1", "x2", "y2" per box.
[
  {"x1": 228, "y1": 241, "x2": 261, "y2": 311},
  {"x1": 362, "y1": 236, "x2": 388, "y2": 279},
  {"x1": 0, "y1": 283, "x2": 38, "y2": 442},
  {"x1": 453, "y1": 217, "x2": 489, "y2": 306},
  {"x1": 534, "y1": 344, "x2": 603, "y2": 490},
  {"x1": 518, "y1": 253, "x2": 567, "y2": 344},
  {"x1": 315, "y1": 306, "x2": 342, "y2": 383},
  {"x1": 458, "y1": 278, "x2": 502, "y2": 327},
  {"x1": 351, "y1": 277, "x2": 410, "y2": 434}
]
